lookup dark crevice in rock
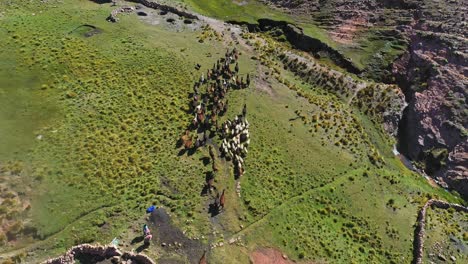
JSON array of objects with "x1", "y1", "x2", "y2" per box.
[
  {"x1": 227, "y1": 18, "x2": 362, "y2": 74},
  {"x1": 396, "y1": 105, "x2": 410, "y2": 156}
]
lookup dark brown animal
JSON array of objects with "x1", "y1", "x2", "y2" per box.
[
  {"x1": 199, "y1": 250, "x2": 207, "y2": 264},
  {"x1": 224, "y1": 100, "x2": 229, "y2": 113},
  {"x1": 197, "y1": 112, "x2": 205, "y2": 123},
  {"x1": 212, "y1": 161, "x2": 218, "y2": 172},
  {"x1": 210, "y1": 113, "x2": 217, "y2": 125},
  {"x1": 219, "y1": 189, "x2": 225, "y2": 209}
]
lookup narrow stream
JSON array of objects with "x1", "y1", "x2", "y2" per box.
[{"x1": 393, "y1": 144, "x2": 416, "y2": 171}]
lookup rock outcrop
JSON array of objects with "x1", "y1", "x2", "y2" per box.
[
  {"x1": 43, "y1": 243, "x2": 156, "y2": 264},
  {"x1": 107, "y1": 5, "x2": 135, "y2": 22},
  {"x1": 126, "y1": 0, "x2": 198, "y2": 20},
  {"x1": 106, "y1": 0, "x2": 198, "y2": 23},
  {"x1": 391, "y1": 1, "x2": 467, "y2": 198}
]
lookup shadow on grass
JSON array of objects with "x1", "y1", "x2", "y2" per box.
[
  {"x1": 208, "y1": 202, "x2": 220, "y2": 217},
  {"x1": 200, "y1": 157, "x2": 210, "y2": 166},
  {"x1": 131, "y1": 235, "x2": 144, "y2": 245},
  {"x1": 187, "y1": 147, "x2": 197, "y2": 156},
  {"x1": 136, "y1": 242, "x2": 150, "y2": 253},
  {"x1": 200, "y1": 184, "x2": 217, "y2": 196},
  {"x1": 177, "y1": 147, "x2": 197, "y2": 156},
  {"x1": 175, "y1": 139, "x2": 183, "y2": 149}
]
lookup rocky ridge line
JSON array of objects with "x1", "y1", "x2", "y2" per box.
[{"x1": 279, "y1": 51, "x2": 406, "y2": 135}]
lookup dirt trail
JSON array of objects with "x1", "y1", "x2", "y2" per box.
[
  {"x1": 0, "y1": 203, "x2": 116, "y2": 261},
  {"x1": 149, "y1": 208, "x2": 204, "y2": 263},
  {"x1": 250, "y1": 248, "x2": 295, "y2": 264}
]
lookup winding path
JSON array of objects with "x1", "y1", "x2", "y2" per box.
[{"x1": 0, "y1": 203, "x2": 116, "y2": 261}]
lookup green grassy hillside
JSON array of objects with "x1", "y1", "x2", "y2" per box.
[
  {"x1": 176, "y1": 0, "x2": 406, "y2": 74},
  {"x1": 0, "y1": 1, "x2": 465, "y2": 263}
]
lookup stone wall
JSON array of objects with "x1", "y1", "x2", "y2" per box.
[
  {"x1": 107, "y1": 5, "x2": 135, "y2": 22},
  {"x1": 127, "y1": 0, "x2": 198, "y2": 20},
  {"x1": 107, "y1": 0, "x2": 198, "y2": 23},
  {"x1": 412, "y1": 199, "x2": 468, "y2": 264}
]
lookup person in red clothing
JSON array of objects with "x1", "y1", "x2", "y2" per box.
[{"x1": 143, "y1": 224, "x2": 152, "y2": 245}]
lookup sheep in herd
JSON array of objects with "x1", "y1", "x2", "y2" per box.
[
  {"x1": 218, "y1": 113, "x2": 250, "y2": 178},
  {"x1": 181, "y1": 50, "x2": 255, "y2": 211}
]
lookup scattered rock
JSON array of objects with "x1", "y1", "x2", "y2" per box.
[
  {"x1": 43, "y1": 243, "x2": 156, "y2": 264},
  {"x1": 438, "y1": 254, "x2": 446, "y2": 261}
]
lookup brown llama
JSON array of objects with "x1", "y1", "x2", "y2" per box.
[{"x1": 219, "y1": 189, "x2": 225, "y2": 209}]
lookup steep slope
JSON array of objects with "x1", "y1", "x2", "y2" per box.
[
  {"x1": 0, "y1": 1, "x2": 466, "y2": 263},
  {"x1": 262, "y1": 0, "x2": 468, "y2": 198}
]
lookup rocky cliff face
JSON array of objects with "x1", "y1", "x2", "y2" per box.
[
  {"x1": 262, "y1": 0, "x2": 414, "y2": 45},
  {"x1": 263, "y1": 0, "x2": 468, "y2": 198},
  {"x1": 392, "y1": 1, "x2": 467, "y2": 198}
]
